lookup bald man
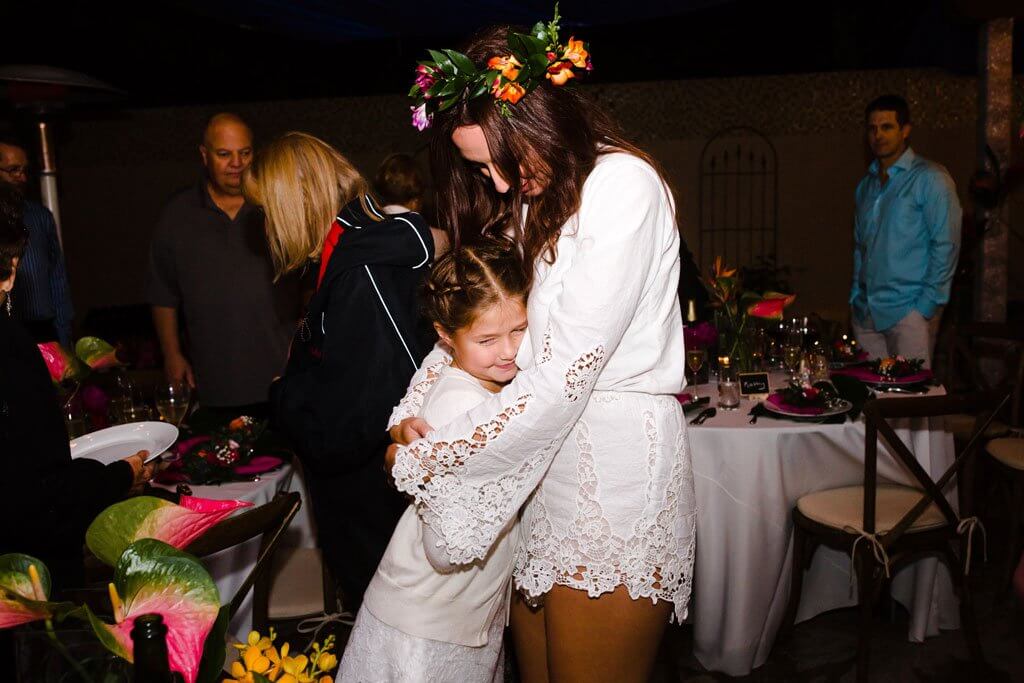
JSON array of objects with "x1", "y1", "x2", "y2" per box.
[{"x1": 147, "y1": 113, "x2": 300, "y2": 413}]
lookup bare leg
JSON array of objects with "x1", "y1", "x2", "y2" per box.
[
  {"x1": 510, "y1": 592, "x2": 549, "y2": 683},
  {"x1": 544, "y1": 584, "x2": 672, "y2": 683}
]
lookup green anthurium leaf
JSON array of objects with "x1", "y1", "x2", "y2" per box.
[
  {"x1": 74, "y1": 337, "x2": 121, "y2": 370},
  {"x1": 87, "y1": 496, "x2": 252, "y2": 568},
  {"x1": 86, "y1": 540, "x2": 220, "y2": 683},
  {"x1": 444, "y1": 49, "x2": 477, "y2": 76},
  {"x1": 194, "y1": 605, "x2": 230, "y2": 683},
  {"x1": 0, "y1": 553, "x2": 51, "y2": 600}
]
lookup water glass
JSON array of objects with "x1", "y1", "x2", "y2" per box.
[
  {"x1": 156, "y1": 382, "x2": 191, "y2": 426},
  {"x1": 717, "y1": 361, "x2": 740, "y2": 410},
  {"x1": 782, "y1": 345, "x2": 802, "y2": 381}
]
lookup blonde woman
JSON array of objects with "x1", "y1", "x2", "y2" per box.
[{"x1": 243, "y1": 132, "x2": 435, "y2": 605}]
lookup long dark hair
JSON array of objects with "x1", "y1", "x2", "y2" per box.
[{"x1": 429, "y1": 25, "x2": 666, "y2": 278}]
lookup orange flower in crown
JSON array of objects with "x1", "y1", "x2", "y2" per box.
[
  {"x1": 493, "y1": 80, "x2": 527, "y2": 104},
  {"x1": 407, "y1": 4, "x2": 592, "y2": 128},
  {"x1": 562, "y1": 37, "x2": 588, "y2": 69},
  {"x1": 487, "y1": 55, "x2": 522, "y2": 81},
  {"x1": 546, "y1": 61, "x2": 575, "y2": 86}
]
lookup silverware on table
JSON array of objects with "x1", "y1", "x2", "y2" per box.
[
  {"x1": 872, "y1": 384, "x2": 930, "y2": 395},
  {"x1": 690, "y1": 407, "x2": 717, "y2": 425}
]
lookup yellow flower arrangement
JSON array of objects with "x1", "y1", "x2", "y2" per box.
[{"x1": 225, "y1": 630, "x2": 338, "y2": 683}]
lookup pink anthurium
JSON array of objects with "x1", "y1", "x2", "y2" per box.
[
  {"x1": 36, "y1": 342, "x2": 83, "y2": 384},
  {"x1": 0, "y1": 554, "x2": 55, "y2": 628},
  {"x1": 86, "y1": 495, "x2": 252, "y2": 567},
  {"x1": 84, "y1": 539, "x2": 220, "y2": 683},
  {"x1": 747, "y1": 291, "x2": 796, "y2": 320}
]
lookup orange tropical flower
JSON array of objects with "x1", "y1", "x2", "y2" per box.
[
  {"x1": 546, "y1": 61, "x2": 575, "y2": 86},
  {"x1": 487, "y1": 55, "x2": 522, "y2": 81},
  {"x1": 562, "y1": 37, "x2": 588, "y2": 68},
  {"x1": 712, "y1": 256, "x2": 737, "y2": 279},
  {"x1": 493, "y1": 80, "x2": 527, "y2": 104}
]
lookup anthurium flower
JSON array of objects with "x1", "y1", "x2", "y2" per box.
[
  {"x1": 747, "y1": 292, "x2": 796, "y2": 320},
  {"x1": 36, "y1": 341, "x2": 82, "y2": 384},
  {"x1": 0, "y1": 554, "x2": 56, "y2": 628},
  {"x1": 546, "y1": 61, "x2": 575, "y2": 86},
  {"x1": 561, "y1": 37, "x2": 588, "y2": 68},
  {"x1": 84, "y1": 539, "x2": 220, "y2": 683},
  {"x1": 75, "y1": 336, "x2": 121, "y2": 370},
  {"x1": 86, "y1": 495, "x2": 252, "y2": 567},
  {"x1": 493, "y1": 80, "x2": 527, "y2": 104},
  {"x1": 486, "y1": 54, "x2": 522, "y2": 81}
]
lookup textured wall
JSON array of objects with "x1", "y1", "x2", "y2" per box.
[{"x1": 53, "y1": 68, "x2": 1020, "y2": 326}]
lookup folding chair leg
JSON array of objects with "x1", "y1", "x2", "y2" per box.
[{"x1": 777, "y1": 523, "x2": 807, "y2": 645}]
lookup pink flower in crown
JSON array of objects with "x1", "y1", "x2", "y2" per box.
[
  {"x1": 411, "y1": 103, "x2": 432, "y2": 131},
  {"x1": 415, "y1": 64, "x2": 436, "y2": 95}
]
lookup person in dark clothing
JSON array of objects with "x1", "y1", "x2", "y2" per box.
[
  {"x1": 677, "y1": 236, "x2": 710, "y2": 321},
  {"x1": 244, "y1": 132, "x2": 433, "y2": 606}
]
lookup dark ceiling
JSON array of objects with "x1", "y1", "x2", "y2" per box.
[{"x1": 2, "y1": 0, "x2": 1022, "y2": 107}]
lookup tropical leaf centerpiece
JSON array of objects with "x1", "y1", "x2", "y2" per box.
[{"x1": 156, "y1": 416, "x2": 285, "y2": 485}]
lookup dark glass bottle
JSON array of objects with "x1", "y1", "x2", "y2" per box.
[{"x1": 131, "y1": 614, "x2": 183, "y2": 683}]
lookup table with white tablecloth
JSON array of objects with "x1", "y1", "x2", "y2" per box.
[
  {"x1": 158, "y1": 462, "x2": 317, "y2": 640},
  {"x1": 687, "y1": 379, "x2": 957, "y2": 676}
]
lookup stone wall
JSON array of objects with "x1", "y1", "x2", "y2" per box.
[{"x1": 53, "y1": 68, "x2": 1022, "y2": 325}]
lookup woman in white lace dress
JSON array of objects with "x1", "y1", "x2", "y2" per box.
[{"x1": 388, "y1": 21, "x2": 695, "y2": 683}]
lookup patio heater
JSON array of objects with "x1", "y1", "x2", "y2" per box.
[{"x1": 0, "y1": 65, "x2": 122, "y2": 247}]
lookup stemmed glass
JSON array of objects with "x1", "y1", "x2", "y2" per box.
[
  {"x1": 686, "y1": 349, "x2": 706, "y2": 396},
  {"x1": 782, "y1": 344, "x2": 802, "y2": 382},
  {"x1": 156, "y1": 382, "x2": 192, "y2": 427}
]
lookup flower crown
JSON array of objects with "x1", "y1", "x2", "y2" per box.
[{"x1": 408, "y1": 4, "x2": 591, "y2": 131}]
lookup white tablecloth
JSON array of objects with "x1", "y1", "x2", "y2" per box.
[
  {"x1": 687, "y1": 377, "x2": 957, "y2": 675},
  {"x1": 159, "y1": 463, "x2": 316, "y2": 640}
]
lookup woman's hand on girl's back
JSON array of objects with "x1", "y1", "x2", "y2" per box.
[{"x1": 389, "y1": 417, "x2": 433, "y2": 446}]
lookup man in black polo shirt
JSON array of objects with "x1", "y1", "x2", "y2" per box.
[{"x1": 147, "y1": 113, "x2": 299, "y2": 414}]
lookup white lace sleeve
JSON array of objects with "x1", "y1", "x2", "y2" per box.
[
  {"x1": 387, "y1": 343, "x2": 452, "y2": 429},
  {"x1": 393, "y1": 159, "x2": 672, "y2": 564}
]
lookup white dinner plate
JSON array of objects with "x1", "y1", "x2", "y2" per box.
[
  {"x1": 70, "y1": 422, "x2": 178, "y2": 465},
  {"x1": 762, "y1": 399, "x2": 852, "y2": 419}
]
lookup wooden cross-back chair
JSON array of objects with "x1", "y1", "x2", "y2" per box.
[{"x1": 777, "y1": 390, "x2": 1009, "y2": 682}]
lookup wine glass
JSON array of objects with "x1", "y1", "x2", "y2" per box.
[
  {"x1": 686, "y1": 349, "x2": 706, "y2": 396},
  {"x1": 156, "y1": 382, "x2": 191, "y2": 427},
  {"x1": 782, "y1": 345, "x2": 802, "y2": 382}
]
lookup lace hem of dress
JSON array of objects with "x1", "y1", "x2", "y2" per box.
[{"x1": 513, "y1": 416, "x2": 696, "y2": 623}]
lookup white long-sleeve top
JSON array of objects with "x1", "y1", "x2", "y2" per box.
[
  {"x1": 363, "y1": 366, "x2": 517, "y2": 647},
  {"x1": 391, "y1": 151, "x2": 685, "y2": 565}
]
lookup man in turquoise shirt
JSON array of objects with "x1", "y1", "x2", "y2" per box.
[{"x1": 850, "y1": 95, "x2": 961, "y2": 367}]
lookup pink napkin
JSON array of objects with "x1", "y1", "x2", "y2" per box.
[
  {"x1": 830, "y1": 366, "x2": 932, "y2": 384},
  {"x1": 675, "y1": 392, "x2": 694, "y2": 406},
  {"x1": 766, "y1": 392, "x2": 825, "y2": 415},
  {"x1": 233, "y1": 456, "x2": 284, "y2": 476}
]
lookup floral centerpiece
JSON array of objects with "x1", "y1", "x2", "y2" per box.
[
  {"x1": 832, "y1": 334, "x2": 867, "y2": 364},
  {"x1": 0, "y1": 495, "x2": 339, "y2": 683},
  {"x1": 870, "y1": 355, "x2": 925, "y2": 379},
  {"x1": 156, "y1": 416, "x2": 285, "y2": 486},
  {"x1": 38, "y1": 336, "x2": 129, "y2": 432},
  {"x1": 705, "y1": 257, "x2": 796, "y2": 370}
]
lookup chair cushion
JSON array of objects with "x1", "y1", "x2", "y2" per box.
[
  {"x1": 986, "y1": 437, "x2": 1024, "y2": 471},
  {"x1": 268, "y1": 547, "x2": 325, "y2": 620},
  {"x1": 946, "y1": 413, "x2": 1008, "y2": 441},
  {"x1": 796, "y1": 485, "x2": 948, "y2": 533}
]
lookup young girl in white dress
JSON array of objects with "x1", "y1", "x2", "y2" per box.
[{"x1": 337, "y1": 241, "x2": 530, "y2": 683}]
